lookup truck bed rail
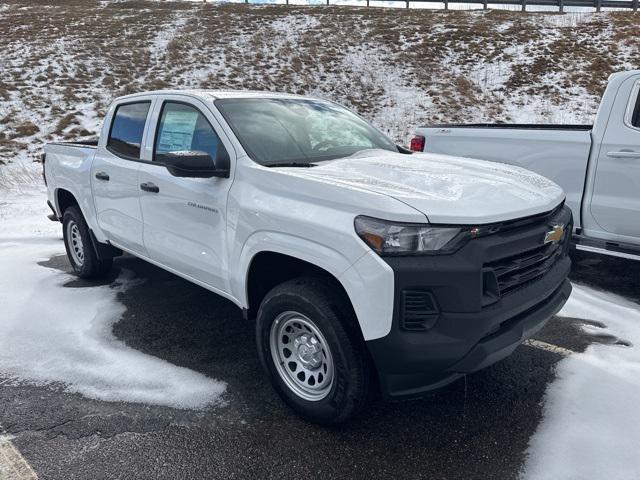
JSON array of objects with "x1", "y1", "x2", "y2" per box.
[
  {"x1": 425, "y1": 124, "x2": 593, "y2": 131},
  {"x1": 48, "y1": 139, "x2": 99, "y2": 148}
]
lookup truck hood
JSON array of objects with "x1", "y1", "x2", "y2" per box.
[{"x1": 277, "y1": 150, "x2": 565, "y2": 224}]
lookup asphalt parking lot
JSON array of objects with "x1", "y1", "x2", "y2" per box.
[{"x1": 1, "y1": 249, "x2": 638, "y2": 480}]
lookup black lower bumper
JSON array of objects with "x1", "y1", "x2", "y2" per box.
[{"x1": 366, "y1": 206, "x2": 573, "y2": 399}]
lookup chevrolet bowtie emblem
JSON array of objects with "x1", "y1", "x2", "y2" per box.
[{"x1": 544, "y1": 225, "x2": 565, "y2": 244}]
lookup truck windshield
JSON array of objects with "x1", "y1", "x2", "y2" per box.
[{"x1": 215, "y1": 98, "x2": 397, "y2": 167}]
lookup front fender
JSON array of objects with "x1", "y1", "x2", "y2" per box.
[
  {"x1": 232, "y1": 231, "x2": 357, "y2": 306},
  {"x1": 233, "y1": 231, "x2": 395, "y2": 341}
]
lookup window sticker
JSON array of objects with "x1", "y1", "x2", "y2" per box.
[{"x1": 158, "y1": 110, "x2": 199, "y2": 152}]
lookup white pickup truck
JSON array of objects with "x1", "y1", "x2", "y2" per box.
[
  {"x1": 412, "y1": 70, "x2": 640, "y2": 261},
  {"x1": 44, "y1": 91, "x2": 572, "y2": 423}
]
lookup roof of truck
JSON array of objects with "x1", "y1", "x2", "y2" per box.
[{"x1": 116, "y1": 89, "x2": 319, "y2": 102}]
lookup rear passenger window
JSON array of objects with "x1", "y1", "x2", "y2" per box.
[{"x1": 108, "y1": 102, "x2": 151, "y2": 159}]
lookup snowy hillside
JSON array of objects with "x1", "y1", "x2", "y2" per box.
[{"x1": 0, "y1": 1, "x2": 638, "y2": 178}]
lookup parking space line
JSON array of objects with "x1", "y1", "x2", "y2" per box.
[
  {"x1": 524, "y1": 339, "x2": 575, "y2": 357},
  {"x1": 0, "y1": 429, "x2": 38, "y2": 480}
]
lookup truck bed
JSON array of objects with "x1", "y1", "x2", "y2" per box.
[
  {"x1": 44, "y1": 141, "x2": 99, "y2": 204},
  {"x1": 415, "y1": 124, "x2": 593, "y2": 228}
]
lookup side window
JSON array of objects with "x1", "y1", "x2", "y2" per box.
[
  {"x1": 632, "y1": 86, "x2": 640, "y2": 128},
  {"x1": 107, "y1": 102, "x2": 151, "y2": 159},
  {"x1": 154, "y1": 102, "x2": 223, "y2": 162}
]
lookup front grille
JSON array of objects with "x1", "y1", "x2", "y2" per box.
[
  {"x1": 476, "y1": 202, "x2": 565, "y2": 237},
  {"x1": 400, "y1": 290, "x2": 439, "y2": 331},
  {"x1": 485, "y1": 242, "x2": 563, "y2": 296}
]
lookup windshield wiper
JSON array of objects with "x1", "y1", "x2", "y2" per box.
[{"x1": 265, "y1": 162, "x2": 317, "y2": 168}]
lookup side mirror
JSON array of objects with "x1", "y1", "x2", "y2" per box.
[{"x1": 157, "y1": 148, "x2": 230, "y2": 179}]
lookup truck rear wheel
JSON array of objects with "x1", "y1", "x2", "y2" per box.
[
  {"x1": 256, "y1": 277, "x2": 372, "y2": 424},
  {"x1": 62, "y1": 206, "x2": 113, "y2": 279}
]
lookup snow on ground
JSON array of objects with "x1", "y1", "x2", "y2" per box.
[
  {"x1": 0, "y1": 3, "x2": 637, "y2": 171},
  {"x1": 148, "y1": 10, "x2": 190, "y2": 62},
  {"x1": 522, "y1": 285, "x2": 640, "y2": 480},
  {"x1": 0, "y1": 0, "x2": 638, "y2": 463},
  {"x1": 0, "y1": 187, "x2": 226, "y2": 409},
  {"x1": 270, "y1": 13, "x2": 321, "y2": 35}
]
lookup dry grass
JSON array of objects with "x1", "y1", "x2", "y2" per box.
[
  {"x1": 13, "y1": 122, "x2": 39, "y2": 138},
  {"x1": 0, "y1": 0, "x2": 638, "y2": 168}
]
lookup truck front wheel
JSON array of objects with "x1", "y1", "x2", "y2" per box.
[
  {"x1": 62, "y1": 206, "x2": 113, "y2": 279},
  {"x1": 256, "y1": 277, "x2": 372, "y2": 424}
]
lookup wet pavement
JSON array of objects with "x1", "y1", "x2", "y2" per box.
[{"x1": 1, "y1": 249, "x2": 638, "y2": 480}]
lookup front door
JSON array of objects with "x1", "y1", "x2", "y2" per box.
[
  {"x1": 91, "y1": 100, "x2": 152, "y2": 254},
  {"x1": 591, "y1": 77, "x2": 640, "y2": 239},
  {"x1": 138, "y1": 98, "x2": 234, "y2": 293}
]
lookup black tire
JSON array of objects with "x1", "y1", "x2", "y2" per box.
[
  {"x1": 256, "y1": 277, "x2": 373, "y2": 424},
  {"x1": 62, "y1": 206, "x2": 113, "y2": 279}
]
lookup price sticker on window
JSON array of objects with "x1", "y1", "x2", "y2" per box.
[{"x1": 158, "y1": 110, "x2": 199, "y2": 152}]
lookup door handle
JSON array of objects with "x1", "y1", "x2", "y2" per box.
[
  {"x1": 140, "y1": 182, "x2": 160, "y2": 193},
  {"x1": 95, "y1": 171, "x2": 110, "y2": 181},
  {"x1": 607, "y1": 151, "x2": 640, "y2": 159}
]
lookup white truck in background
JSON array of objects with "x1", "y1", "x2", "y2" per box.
[
  {"x1": 412, "y1": 70, "x2": 640, "y2": 261},
  {"x1": 43, "y1": 90, "x2": 572, "y2": 424}
]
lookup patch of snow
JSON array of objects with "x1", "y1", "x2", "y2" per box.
[
  {"x1": 522, "y1": 284, "x2": 640, "y2": 480},
  {"x1": 501, "y1": 81, "x2": 598, "y2": 124},
  {"x1": 540, "y1": 12, "x2": 593, "y2": 28},
  {"x1": 0, "y1": 188, "x2": 226, "y2": 410},
  {"x1": 149, "y1": 11, "x2": 190, "y2": 61},
  {"x1": 0, "y1": 4, "x2": 634, "y2": 161},
  {"x1": 269, "y1": 13, "x2": 320, "y2": 35},
  {"x1": 310, "y1": 44, "x2": 433, "y2": 142},
  {"x1": 0, "y1": 162, "x2": 42, "y2": 192}
]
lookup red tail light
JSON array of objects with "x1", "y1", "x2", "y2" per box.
[{"x1": 409, "y1": 135, "x2": 425, "y2": 152}]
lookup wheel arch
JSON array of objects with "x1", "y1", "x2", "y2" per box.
[
  {"x1": 55, "y1": 187, "x2": 80, "y2": 217},
  {"x1": 244, "y1": 251, "x2": 358, "y2": 325},
  {"x1": 234, "y1": 231, "x2": 394, "y2": 341},
  {"x1": 56, "y1": 187, "x2": 121, "y2": 261}
]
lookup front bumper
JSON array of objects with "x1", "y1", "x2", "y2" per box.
[{"x1": 366, "y1": 205, "x2": 573, "y2": 399}]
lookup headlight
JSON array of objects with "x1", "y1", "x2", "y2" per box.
[{"x1": 354, "y1": 216, "x2": 466, "y2": 256}]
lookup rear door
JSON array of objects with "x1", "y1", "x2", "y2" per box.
[
  {"x1": 590, "y1": 77, "x2": 640, "y2": 239},
  {"x1": 137, "y1": 96, "x2": 235, "y2": 294},
  {"x1": 92, "y1": 99, "x2": 154, "y2": 254}
]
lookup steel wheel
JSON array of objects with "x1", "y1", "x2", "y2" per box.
[
  {"x1": 66, "y1": 220, "x2": 85, "y2": 267},
  {"x1": 269, "y1": 311, "x2": 335, "y2": 401}
]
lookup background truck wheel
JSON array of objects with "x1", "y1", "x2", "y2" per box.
[
  {"x1": 256, "y1": 277, "x2": 373, "y2": 424},
  {"x1": 62, "y1": 206, "x2": 113, "y2": 279}
]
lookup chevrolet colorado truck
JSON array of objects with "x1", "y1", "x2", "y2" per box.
[
  {"x1": 412, "y1": 70, "x2": 640, "y2": 261},
  {"x1": 43, "y1": 91, "x2": 572, "y2": 423}
]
